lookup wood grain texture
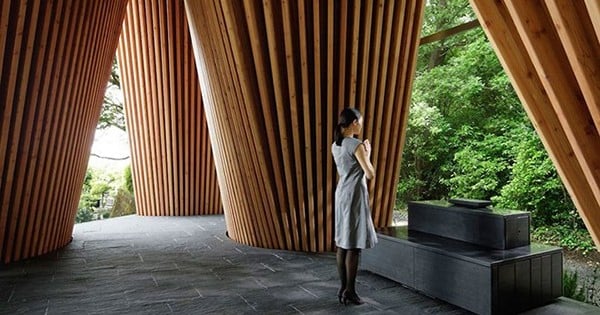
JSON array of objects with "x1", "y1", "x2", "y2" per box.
[
  {"x1": 117, "y1": 0, "x2": 222, "y2": 217},
  {"x1": 0, "y1": 0, "x2": 128, "y2": 263},
  {"x1": 470, "y1": 0, "x2": 600, "y2": 247},
  {"x1": 184, "y1": 0, "x2": 425, "y2": 251}
]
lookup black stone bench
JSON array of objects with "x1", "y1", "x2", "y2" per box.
[{"x1": 362, "y1": 200, "x2": 563, "y2": 315}]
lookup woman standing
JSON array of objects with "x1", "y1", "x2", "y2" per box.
[{"x1": 331, "y1": 108, "x2": 377, "y2": 305}]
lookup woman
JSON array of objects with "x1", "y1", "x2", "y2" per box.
[{"x1": 331, "y1": 108, "x2": 377, "y2": 305}]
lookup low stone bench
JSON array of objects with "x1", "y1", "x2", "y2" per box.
[{"x1": 362, "y1": 226, "x2": 562, "y2": 314}]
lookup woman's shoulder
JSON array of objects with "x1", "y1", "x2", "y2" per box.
[
  {"x1": 343, "y1": 137, "x2": 362, "y2": 152},
  {"x1": 344, "y1": 137, "x2": 362, "y2": 145}
]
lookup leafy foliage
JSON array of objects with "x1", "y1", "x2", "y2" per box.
[
  {"x1": 98, "y1": 58, "x2": 126, "y2": 131},
  {"x1": 76, "y1": 168, "x2": 117, "y2": 223},
  {"x1": 563, "y1": 270, "x2": 586, "y2": 302},
  {"x1": 398, "y1": 0, "x2": 593, "y2": 253}
]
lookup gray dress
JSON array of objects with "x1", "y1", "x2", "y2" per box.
[{"x1": 331, "y1": 137, "x2": 378, "y2": 249}]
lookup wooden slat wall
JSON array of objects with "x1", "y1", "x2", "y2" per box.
[
  {"x1": 0, "y1": 0, "x2": 128, "y2": 263},
  {"x1": 184, "y1": 0, "x2": 425, "y2": 251},
  {"x1": 470, "y1": 0, "x2": 600, "y2": 247},
  {"x1": 117, "y1": 0, "x2": 222, "y2": 217}
]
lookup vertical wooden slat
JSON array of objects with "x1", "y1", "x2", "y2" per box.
[
  {"x1": 386, "y1": 0, "x2": 425, "y2": 226},
  {"x1": 184, "y1": 0, "x2": 425, "y2": 252},
  {"x1": 312, "y1": 0, "x2": 324, "y2": 250},
  {"x1": 217, "y1": 0, "x2": 272, "y2": 247},
  {"x1": 297, "y1": 0, "x2": 316, "y2": 252},
  {"x1": 117, "y1": 0, "x2": 222, "y2": 218},
  {"x1": 371, "y1": 0, "x2": 397, "y2": 225},
  {"x1": 336, "y1": 0, "x2": 348, "y2": 112},
  {"x1": 242, "y1": 1, "x2": 289, "y2": 249},
  {"x1": 263, "y1": 0, "x2": 301, "y2": 250},
  {"x1": 357, "y1": 0, "x2": 374, "y2": 114},
  {"x1": 1, "y1": 0, "x2": 128, "y2": 263},
  {"x1": 348, "y1": 1, "x2": 361, "y2": 109},
  {"x1": 22, "y1": 0, "x2": 56, "y2": 258},
  {"x1": 325, "y1": 0, "x2": 335, "y2": 248}
]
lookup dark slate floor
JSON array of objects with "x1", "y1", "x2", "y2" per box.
[{"x1": 1, "y1": 215, "x2": 598, "y2": 315}]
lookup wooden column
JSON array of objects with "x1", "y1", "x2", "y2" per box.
[
  {"x1": 184, "y1": 0, "x2": 425, "y2": 251},
  {"x1": 470, "y1": 0, "x2": 600, "y2": 247},
  {"x1": 0, "y1": 0, "x2": 128, "y2": 263},
  {"x1": 117, "y1": 0, "x2": 222, "y2": 216}
]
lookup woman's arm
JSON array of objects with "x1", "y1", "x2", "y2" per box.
[{"x1": 355, "y1": 141, "x2": 375, "y2": 179}]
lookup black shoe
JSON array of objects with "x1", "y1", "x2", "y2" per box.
[{"x1": 342, "y1": 291, "x2": 364, "y2": 305}]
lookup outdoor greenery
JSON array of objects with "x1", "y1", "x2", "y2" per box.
[
  {"x1": 98, "y1": 58, "x2": 126, "y2": 132},
  {"x1": 76, "y1": 58, "x2": 134, "y2": 223},
  {"x1": 77, "y1": 168, "x2": 119, "y2": 223},
  {"x1": 397, "y1": 0, "x2": 594, "y2": 253}
]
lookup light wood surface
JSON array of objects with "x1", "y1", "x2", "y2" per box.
[
  {"x1": 117, "y1": 0, "x2": 222, "y2": 217},
  {"x1": 184, "y1": 0, "x2": 425, "y2": 251},
  {"x1": 0, "y1": 0, "x2": 128, "y2": 263}
]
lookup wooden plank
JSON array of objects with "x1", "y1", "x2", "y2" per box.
[
  {"x1": 546, "y1": 0, "x2": 600, "y2": 135},
  {"x1": 33, "y1": 0, "x2": 67, "y2": 257},
  {"x1": 584, "y1": 0, "x2": 600, "y2": 39},
  {"x1": 0, "y1": 0, "x2": 12, "y2": 77},
  {"x1": 48, "y1": 0, "x2": 86, "y2": 251},
  {"x1": 281, "y1": 0, "x2": 308, "y2": 251},
  {"x1": 336, "y1": 0, "x2": 348, "y2": 112},
  {"x1": 157, "y1": 0, "x2": 174, "y2": 215},
  {"x1": 348, "y1": 0, "x2": 361, "y2": 108},
  {"x1": 1, "y1": 0, "x2": 28, "y2": 263},
  {"x1": 325, "y1": 0, "x2": 334, "y2": 249},
  {"x1": 297, "y1": 0, "x2": 316, "y2": 251},
  {"x1": 374, "y1": 2, "x2": 403, "y2": 226},
  {"x1": 365, "y1": 0, "x2": 385, "y2": 160},
  {"x1": 505, "y1": 0, "x2": 600, "y2": 244},
  {"x1": 9, "y1": 0, "x2": 42, "y2": 261},
  {"x1": 25, "y1": 0, "x2": 58, "y2": 259},
  {"x1": 470, "y1": 0, "x2": 600, "y2": 246},
  {"x1": 419, "y1": 19, "x2": 480, "y2": 46},
  {"x1": 387, "y1": 0, "x2": 425, "y2": 226},
  {"x1": 357, "y1": 0, "x2": 373, "y2": 115},
  {"x1": 221, "y1": 1, "x2": 271, "y2": 247},
  {"x1": 372, "y1": 0, "x2": 399, "y2": 227},
  {"x1": 242, "y1": 0, "x2": 288, "y2": 248},
  {"x1": 312, "y1": 0, "x2": 324, "y2": 251},
  {"x1": 262, "y1": 0, "x2": 300, "y2": 250},
  {"x1": 220, "y1": 0, "x2": 274, "y2": 248}
]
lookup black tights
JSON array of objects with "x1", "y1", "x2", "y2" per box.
[{"x1": 336, "y1": 248, "x2": 361, "y2": 295}]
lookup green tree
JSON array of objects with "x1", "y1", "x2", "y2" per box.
[
  {"x1": 76, "y1": 168, "x2": 119, "y2": 223},
  {"x1": 98, "y1": 58, "x2": 126, "y2": 131},
  {"x1": 397, "y1": 0, "x2": 593, "y2": 252}
]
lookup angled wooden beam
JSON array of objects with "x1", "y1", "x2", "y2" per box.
[{"x1": 470, "y1": 0, "x2": 600, "y2": 247}]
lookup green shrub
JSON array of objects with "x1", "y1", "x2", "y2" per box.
[
  {"x1": 532, "y1": 225, "x2": 596, "y2": 255},
  {"x1": 124, "y1": 164, "x2": 134, "y2": 193},
  {"x1": 563, "y1": 270, "x2": 586, "y2": 302}
]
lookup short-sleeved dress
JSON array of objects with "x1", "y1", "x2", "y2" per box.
[{"x1": 331, "y1": 137, "x2": 378, "y2": 249}]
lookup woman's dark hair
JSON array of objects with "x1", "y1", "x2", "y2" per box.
[{"x1": 334, "y1": 108, "x2": 361, "y2": 146}]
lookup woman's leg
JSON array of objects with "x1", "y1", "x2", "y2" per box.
[
  {"x1": 336, "y1": 247, "x2": 347, "y2": 300},
  {"x1": 344, "y1": 249, "x2": 363, "y2": 304}
]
